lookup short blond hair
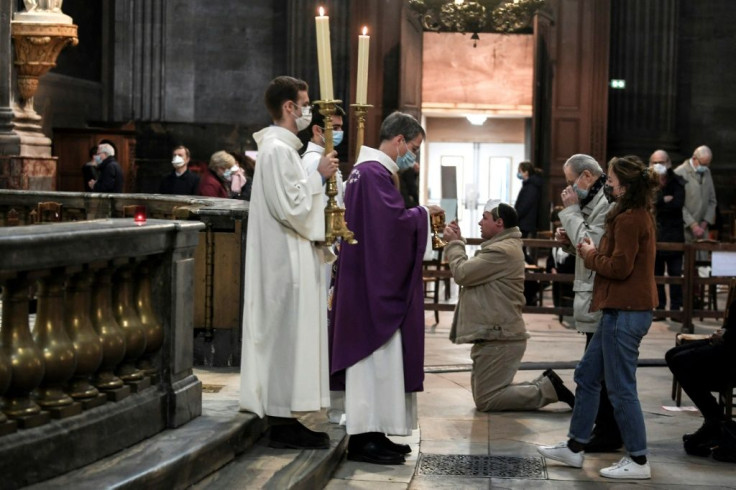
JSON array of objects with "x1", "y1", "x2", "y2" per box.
[{"x1": 209, "y1": 150, "x2": 236, "y2": 170}]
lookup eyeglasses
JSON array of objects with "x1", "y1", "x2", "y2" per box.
[{"x1": 650, "y1": 160, "x2": 667, "y2": 165}]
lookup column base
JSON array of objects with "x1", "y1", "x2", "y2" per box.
[{"x1": 0, "y1": 155, "x2": 58, "y2": 190}]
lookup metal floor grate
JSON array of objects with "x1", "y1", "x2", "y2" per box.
[{"x1": 417, "y1": 454, "x2": 547, "y2": 479}]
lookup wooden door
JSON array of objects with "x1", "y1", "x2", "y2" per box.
[
  {"x1": 532, "y1": 9, "x2": 554, "y2": 229},
  {"x1": 398, "y1": 2, "x2": 423, "y2": 119},
  {"x1": 53, "y1": 128, "x2": 136, "y2": 193}
]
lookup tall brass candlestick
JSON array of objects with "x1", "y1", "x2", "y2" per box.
[
  {"x1": 350, "y1": 103, "x2": 373, "y2": 157},
  {"x1": 315, "y1": 99, "x2": 357, "y2": 245}
]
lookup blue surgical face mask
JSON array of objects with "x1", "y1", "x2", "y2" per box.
[
  {"x1": 572, "y1": 174, "x2": 589, "y2": 200},
  {"x1": 94, "y1": 154, "x2": 102, "y2": 165},
  {"x1": 396, "y1": 139, "x2": 416, "y2": 170},
  {"x1": 696, "y1": 165, "x2": 707, "y2": 174},
  {"x1": 516, "y1": 172, "x2": 524, "y2": 180},
  {"x1": 223, "y1": 165, "x2": 238, "y2": 182},
  {"x1": 323, "y1": 130, "x2": 344, "y2": 147}
]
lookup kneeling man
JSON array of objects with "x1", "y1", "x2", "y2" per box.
[{"x1": 443, "y1": 200, "x2": 575, "y2": 412}]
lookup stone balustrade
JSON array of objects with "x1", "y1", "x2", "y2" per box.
[
  {"x1": 0, "y1": 189, "x2": 250, "y2": 367},
  {"x1": 0, "y1": 217, "x2": 205, "y2": 487}
]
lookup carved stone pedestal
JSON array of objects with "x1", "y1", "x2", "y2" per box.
[{"x1": 0, "y1": 155, "x2": 57, "y2": 190}]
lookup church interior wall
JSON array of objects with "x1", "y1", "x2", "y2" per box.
[
  {"x1": 676, "y1": 0, "x2": 736, "y2": 175},
  {"x1": 422, "y1": 32, "x2": 533, "y2": 114}
]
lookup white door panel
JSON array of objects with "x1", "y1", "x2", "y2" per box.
[{"x1": 427, "y1": 142, "x2": 525, "y2": 239}]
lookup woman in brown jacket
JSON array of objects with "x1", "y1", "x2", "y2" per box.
[{"x1": 539, "y1": 156, "x2": 659, "y2": 480}]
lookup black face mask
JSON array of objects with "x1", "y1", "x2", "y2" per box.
[{"x1": 603, "y1": 184, "x2": 617, "y2": 203}]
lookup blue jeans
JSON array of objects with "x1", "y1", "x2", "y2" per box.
[{"x1": 568, "y1": 309, "x2": 652, "y2": 456}]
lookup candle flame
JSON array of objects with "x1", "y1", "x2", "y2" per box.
[
  {"x1": 319, "y1": 6, "x2": 325, "y2": 16},
  {"x1": 362, "y1": 26, "x2": 368, "y2": 36}
]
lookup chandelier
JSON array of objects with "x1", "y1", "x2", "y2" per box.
[{"x1": 408, "y1": 0, "x2": 547, "y2": 46}]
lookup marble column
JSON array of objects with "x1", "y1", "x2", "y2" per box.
[
  {"x1": 607, "y1": 0, "x2": 679, "y2": 157},
  {"x1": 0, "y1": 0, "x2": 78, "y2": 189},
  {"x1": 0, "y1": 0, "x2": 20, "y2": 156}
]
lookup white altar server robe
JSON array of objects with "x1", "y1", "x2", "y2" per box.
[{"x1": 240, "y1": 125, "x2": 330, "y2": 418}]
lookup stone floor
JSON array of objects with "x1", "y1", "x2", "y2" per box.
[{"x1": 197, "y1": 301, "x2": 736, "y2": 489}]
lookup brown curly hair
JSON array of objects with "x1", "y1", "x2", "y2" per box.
[{"x1": 605, "y1": 155, "x2": 660, "y2": 226}]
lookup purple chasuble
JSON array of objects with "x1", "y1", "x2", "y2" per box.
[{"x1": 329, "y1": 160, "x2": 428, "y2": 393}]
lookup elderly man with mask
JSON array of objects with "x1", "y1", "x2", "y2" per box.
[
  {"x1": 674, "y1": 145, "x2": 717, "y2": 244},
  {"x1": 159, "y1": 145, "x2": 200, "y2": 196},
  {"x1": 557, "y1": 154, "x2": 619, "y2": 452},
  {"x1": 89, "y1": 142, "x2": 124, "y2": 193}
]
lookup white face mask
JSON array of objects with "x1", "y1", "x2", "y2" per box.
[
  {"x1": 172, "y1": 155, "x2": 186, "y2": 168},
  {"x1": 293, "y1": 104, "x2": 312, "y2": 131}
]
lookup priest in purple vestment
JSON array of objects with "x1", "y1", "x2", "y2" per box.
[{"x1": 329, "y1": 112, "x2": 444, "y2": 465}]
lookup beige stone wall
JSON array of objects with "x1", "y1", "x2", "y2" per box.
[{"x1": 422, "y1": 32, "x2": 533, "y2": 115}]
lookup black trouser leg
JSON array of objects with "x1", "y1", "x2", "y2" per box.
[{"x1": 666, "y1": 339, "x2": 731, "y2": 422}]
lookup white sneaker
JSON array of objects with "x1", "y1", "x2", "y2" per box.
[
  {"x1": 537, "y1": 441, "x2": 584, "y2": 468},
  {"x1": 599, "y1": 456, "x2": 651, "y2": 479}
]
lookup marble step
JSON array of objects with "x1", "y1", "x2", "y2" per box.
[
  {"x1": 192, "y1": 411, "x2": 348, "y2": 490},
  {"x1": 27, "y1": 399, "x2": 347, "y2": 490},
  {"x1": 27, "y1": 399, "x2": 267, "y2": 489}
]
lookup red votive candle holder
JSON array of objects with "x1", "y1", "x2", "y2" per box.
[{"x1": 134, "y1": 205, "x2": 147, "y2": 225}]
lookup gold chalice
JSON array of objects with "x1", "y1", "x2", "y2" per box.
[{"x1": 431, "y1": 213, "x2": 447, "y2": 249}]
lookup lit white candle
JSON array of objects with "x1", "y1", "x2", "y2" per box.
[
  {"x1": 356, "y1": 26, "x2": 370, "y2": 105},
  {"x1": 315, "y1": 6, "x2": 334, "y2": 101}
]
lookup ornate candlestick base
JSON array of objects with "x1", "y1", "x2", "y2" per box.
[{"x1": 315, "y1": 99, "x2": 357, "y2": 245}]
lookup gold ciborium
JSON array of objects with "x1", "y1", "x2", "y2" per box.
[
  {"x1": 431, "y1": 213, "x2": 447, "y2": 249},
  {"x1": 315, "y1": 99, "x2": 356, "y2": 245}
]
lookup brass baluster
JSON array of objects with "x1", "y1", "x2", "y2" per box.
[
  {"x1": 0, "y1": 336, "x2": 16, "y2": 434},
  {"x1": 64, "y1": 270, "x2": 104, "y2": 407},
  {"x1": 0, "y1": 275, "x2": 49, "y2": 428},
  {"x1": 90, "y1": 267, "x2": 126, "y2": 394},
  {"x1": 113, "y1": 264, "x2": 147, "y2": 385},
  {"x1": 32, "y1": 273, "x2": 79, "y2": 417},
  {"x1": 135, "y1": 261, "x2": 163, "y2": 379}
]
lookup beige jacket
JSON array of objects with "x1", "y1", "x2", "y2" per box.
[
  {"x1": 674, "y1": 159, "x2": 717, "y2": 242},
  {"x1": 446, "y1": 227, "x2": 527, "y2": 344},
  {"x1": 558, "y1": 188, "x2": 612, "y2": 333}
]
